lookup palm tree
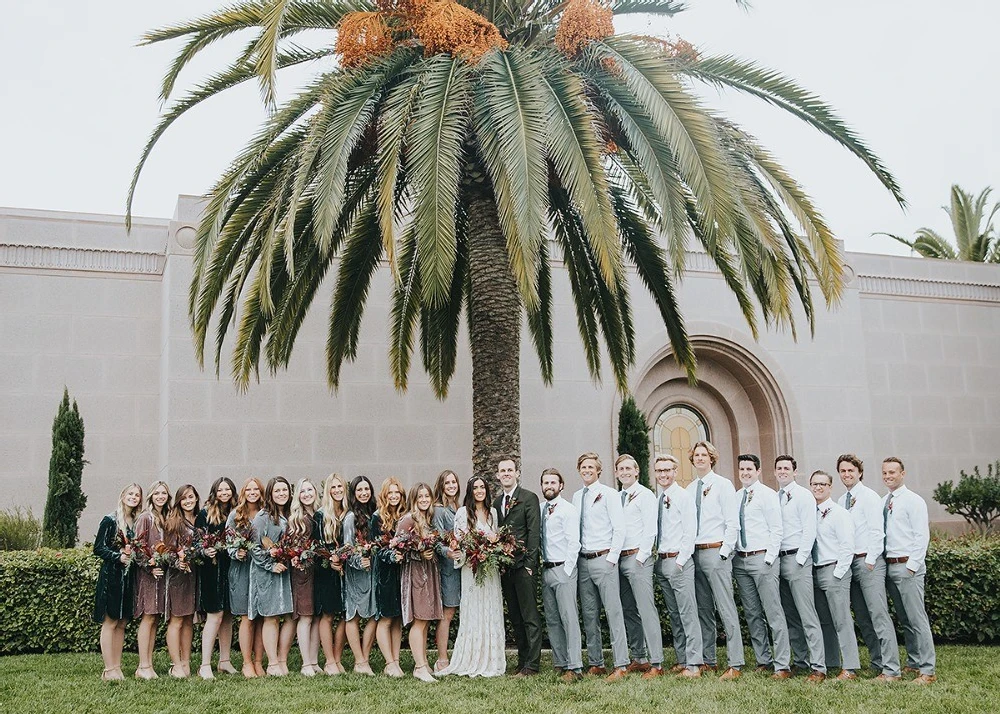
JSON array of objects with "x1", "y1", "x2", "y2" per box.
[
  {"x1": 878, "y1": 184, "x2": 999, "y2": 262},
  {"x1": 127, "y1": 0, "x2": 904, "y2": 478}
]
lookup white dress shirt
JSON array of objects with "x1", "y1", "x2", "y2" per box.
[
  {"x1": 734, "y1": 480, "x2": 783, "y2": 564},
  {"x1": 655, "y1": 482, "x2": 696, "y2": 567},
  {"x1": 841, "y1": 481, "x2": 884, "y2": 566},
  {"x1": 572, "y1": 481, "x2": 626, "y2": 564},
  {"x1": 540, "y1": 496, "x2": 581, "y2": 577},
  {"x1": 686, "y1": 470, "x2": 739, "y2": 558},
  {"x1": 813, "y1": 499, "x2": 854, "y2": 580},
  {"x1": 883, "y1": 486, "x2": 930, "y2": 573},
  {"x1": 778, "y1": 480, "x2": 816, "y2": 566},
  {"x1": 620, "y1": 481, "x2": 658, "y2": 563}
]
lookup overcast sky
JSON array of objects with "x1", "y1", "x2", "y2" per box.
[{"x1": 2, "y1": 1, "x2": 997, "y2": 255}]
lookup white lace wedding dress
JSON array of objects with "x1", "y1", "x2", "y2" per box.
[{"x1": 439, "y1": 506, "x2": 506, "y2": 677}]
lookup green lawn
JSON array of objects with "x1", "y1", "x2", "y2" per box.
[{"x1": 2, "y1": 646, "x2": 997, "y2": 714}]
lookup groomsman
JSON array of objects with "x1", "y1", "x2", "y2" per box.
[
  {"x1": 837, "y1": 454, "x2": 902, "y2": 681},
  {"x1": 775, "y1": 455, "x2": 826, "y2": 682},
  {"x1": 494, "y1": 458, "x2": 542, "y2": 676},
  {"x1": 809, "y1": 470, "x2": 860, "y2": 680},
  {"x1": 733, "y1": 454, "x2": 791, "y2": 678},
  {"x1": 572, "y1": 452, "x2": 630, "y2": 681},
  {"x1": 882, "y1": 457, "x2": 937, "y2": 685},
  {"x1": 539, "y1": 468, "x2": 583, "y2": 682},
  {"x1": 614, "y1": 454, "x2": 663, "y2": 676},
  {"x1": 651, "y1": 455, "x2": 703, "y2": 678},
  {"x1": 686, "y1": 441, "x2": 744, "y2": 680}
]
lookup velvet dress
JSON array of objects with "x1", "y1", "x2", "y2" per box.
[
  {"x1": 92, "y1": 515, "x2": 136, "y2": 623},
  {"x1": 313, "y1": 510, "x2": 344, "y2": 617},
  {"x1": 397, "y1": 514, "x2": 443, "y2": 625},
  {"x1": 289, "y1": 513, "x2": 316, "y2": 618},
  {"x1": 225, "y1": 510, "x2": 254, "y2": 617},
  {"x1": 133, "y1": 511, "x2": 166, "y2": 616},
  {"x1": 249, "y1": 510, "x2": 293, "y2": 619},
  {"x1": 432, "y1": 504, "x2": 461, "y2": 609},
  {"x1": 372, "y1": 512, "x2": 402, "y2": 619},
  {"x1": 165, "y1": 519, "x2": 198, "y2": 618},
  {"x1": 195, "y1": 508, "x2": 231, "y2": 613},
  {"x1": 341, "y1": 512, "x2": 377, "y2": 620}
]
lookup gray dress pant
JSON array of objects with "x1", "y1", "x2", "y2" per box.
[
  {"x1": 693, "y1": 548, "x2": 745, "y2": 668},
  {"x1": 813, "y1": 565, "x2": 861, "y2": 671},
  {"x1": 653, "y1": 555, "x2": 703, "y2": 669},
  {"x1": 850, "y1": 556, "x2": 901, "y2": 676},
  {"x1": 733, "y1": 554, "x2": 790, "y2": 671},
  {"x1": 542, "y1": 565, "x2": 583, "y2": 671},
  {"x1": 779, "y1": 556, "x2": 826, "y2": 672},
  {"x1": 618, "y1": 554, "x2": 663, "y2": 665},
  {"x1": 578, "y1": 555, "x2": 629, "y2": 668},
  {"x1": 886, "y1": 562, "x2": 936, "y2": 675}
]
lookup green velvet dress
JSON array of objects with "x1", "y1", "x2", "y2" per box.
[
  {"x1": 372, "y1": 513, "x2": 402, "y2": 619},
  {"x1": 195, "y1": 509, "x2": 231, "y2": 613},
  {"x1": 92, "y1": 515, "x2": 136, "y2": 623},
  {"x1": 313, "y1": 510, "x2": 344, "y2": 616}
]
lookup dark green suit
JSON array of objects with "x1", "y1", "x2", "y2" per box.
[{"x1": 495, "y1": 484, "x2": 542, "y2": 672}]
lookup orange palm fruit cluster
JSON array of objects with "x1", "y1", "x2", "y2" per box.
[
  {"x1": 410, "y1": 0, "x2": 507, "y2": 62},
  {"x1": 335, "y1": 11, "x2": 395, "y2": 68},
  {"x1": 555, "y1": 0, "x2": 614, "y2": 59}
]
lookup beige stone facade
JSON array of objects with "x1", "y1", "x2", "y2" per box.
[{"x1": 2, "y1": 197, "x2": 998, "y2": 534}]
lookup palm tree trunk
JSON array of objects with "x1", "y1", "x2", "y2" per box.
[{"x1": 467, "y1": 189, "x2": 521, "y2": 484}]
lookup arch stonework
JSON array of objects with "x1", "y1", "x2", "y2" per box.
[{"x1": 632, "y1": 323, "x2": 799, "y2": 489}]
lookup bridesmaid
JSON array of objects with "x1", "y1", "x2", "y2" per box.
[
  {"x1": 431, "y1": 470, "x2": 462, "y2": 673},
  {"x1": 133, "y1": 480, "x2": 170, "y2": 679},
  {"x1": 196, "y1": 477, "x2": 238, "y2": 679},
  {"x1": 287, "y1": 477, "x2": 320, "y2": 676},
  {"x1": 164, "y1": 484, "x2": 200, "y2": 678},
  {"x1": 398, "y1": 482, "x2": 444, "y2": 682},
  {"x1": 342, "y1": 475, "x2": 378, "y2": 675},
  {"x1": 373, "y1": 477, "x2": 407, "y2": 677},
  {"x1": 226, "y1": 477, "x2": 265, "y2": 678},
  {"x1": 250, "y1": 476, "x2": 295, "y2": 676},
  {"x1": 315, "y1": 474, "x2": 348, "y2": 675},
  {"x1": 93, "y1": 483, "x2": 143, "y2": 681}
]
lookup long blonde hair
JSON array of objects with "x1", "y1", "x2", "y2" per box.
[
  {"x1": 144, "y1": 480, "x2": 171, "y2": 531},
  {"x1": 376, "y1": 477, "x2": 407, "y2": 534},
  {"x1": 287, "y1": 478, "x2": 317, "y2": 537},
  {"x1": 233, "y1": 477, "x2": 265, "y2": 528},
  {"x1": 116, "y1": 483, "x2": 143, "y2": 533},
  {"x1": 320, "y1": 473, "x2": 349, "y2": 544},
  {"x1": 407, "y1": 482, "x2": 434, "y2": 538}
]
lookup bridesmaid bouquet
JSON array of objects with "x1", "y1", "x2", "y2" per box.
[
  {"x1": 313, "y1": 544, "x2": 346, "y2": 569},
  {"x1": 389, "y1": 530, "x2": 441, "y2": 561},
  {"x1": 115, "y1": 530, "x2": 137, "y2": 574},
  {"x1": 262, "y1": 532, "x2": 317, "y2": 569},
  {"x1": 193, "y1": 528, "x2": 225, "y2": 564},
  {"x1": 458, "y1": 527, "x2": 524, "y2": 585},
  {"x1": 224, "y1": 524, "x2": 254, "y2": 555}
]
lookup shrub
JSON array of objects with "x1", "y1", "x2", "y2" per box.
[
  {"x1": 43, "y1": 388, "x2": 88, "y2": 548},
  {"x1": 924, "y1": 535, "x2": 1000, "y2": 642},
  {"x1": 0, "y1": 507, "x2": 44, "y2": 551},
  {"x1": 617, "y1": 395, "x2": 651, "y2": 489},
  {"x1": 934, "y1": 461, "x2": 1000, "y2": 535}
]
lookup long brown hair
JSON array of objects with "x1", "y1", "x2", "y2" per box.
[
  {"x1": 165, "y1": 484, "x2": 200, "y2": 542},
  {"x1": 204, "y1": 477, "x2": 238, "y2": 525},
  {"x1": 348, "y1": 476, "x2": 376, "y2": 540},
  {"x1": 376, "y1": 477, "x2": 407, "y2": 534},
  {"x1": 232, "y1": 477, "x2": 265, "y2": 528},
  {"x1": 433, "y1": 470, "x2": 461, "y2": 510},
  {"x1": 144, "y1": 480, "x2": 171, "y2": 531},
  {"x1": 407, "y1": 482, "x2": 434, "y2": 538},
  {"x1": 263, "y1": 476, "x2": 293, "y2": 525},
  {"x1": 462, "y1": 476, "x2": 494, "y2": 531}
]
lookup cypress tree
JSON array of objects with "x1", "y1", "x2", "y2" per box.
[
  {"x1": 617, "y1": 396, "x2": 651, "y2": 489},
  {"x1": 42, "y1": 388, "x2": 88, "y2": 548}
]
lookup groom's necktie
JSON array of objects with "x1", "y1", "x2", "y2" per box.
[{"x1": 579, "y1": 487, "x2": 589, "y2": 542}]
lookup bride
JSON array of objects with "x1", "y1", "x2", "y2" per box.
[{"x1": 439, "y1": 476, "x2": 506, "y2": 677}]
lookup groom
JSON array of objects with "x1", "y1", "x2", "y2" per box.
[{"x1": 494, "y1": 457, "x2": 542, "y2": 676}]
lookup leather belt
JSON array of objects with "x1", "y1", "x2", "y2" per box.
[
  {"x1": 543, "y1": 561, "x2": 564, "y2": 569},
  {"x1": 581, "y1": 549, "x2": 610, "y2": 560},
  {"x1": 853, "y1": 553, "x2": 867, "y2": 560},
  {"x1": 737, "y1": 550, "x2": 766, "y2": 557},
  {"x1": 658, "y1": 551, "x2": 680, "y2": 559},
  {"x1": 620, "y1": 548, "x2": 639, "y2": 557},
  {"x1": 814, "y1": 562, "x2": 835, "y2": 569},
  {"x1": 695, "y1": 542, "x2": 723, "y2": 550},
  {"x1": 779, "y1": 548, "x2": 799, "y2": 557},
  {"x1": 886, "y1": 556, "x2": 910, "y2": 564}
]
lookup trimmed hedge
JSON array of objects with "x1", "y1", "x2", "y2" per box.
[{"x1": 2, "y1": 538, "x2": 998, "y2": 655}]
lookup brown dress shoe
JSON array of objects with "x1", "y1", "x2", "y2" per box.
[
  {"x1": 911, "y1": 674, "x2": 937, "y2": 685},
  {"x1": 806, "y1": 671, "x2": 826, "y2": 683},
  {"x1": 586, "y1": 666, "x2": 608, "y2": 676},
  {"x1": 903, "y1": 666, "x2": 920, "y2": 675},
  {"x1": 835, "y1": 670, "x2": 858, "y2": 681},
  {"x1": 772, "y1": 670, "x2": 792, "y2": 680},
  {"x1": 754, "y1": 665, "x2": 771, "y2": 673},
  {"x1": 626, "y1": 661, "x2": 652, "y2": 673},
  {"x1": 678, "y1": 667, "x2": 702, "y2": 679},
  {"x1": 719, "y1": 667, "x2": 741, "y2": 681},
  {"x1": 699, "y1": 664, "x2": 718, "y2": 673},
  {"x1": 605, "y1": 668, "x2": 628, "y2": 682},
  {"x1": 560, "y1": 671, "x2": 583, "y2": 682},
  {"x1": 668, "y1": 664, "x2": 686, "y2": 674},
  {"x1": 553, "y1": 667, "x2": 564, "y2": 675},
  {"x1": 875, "y1": 674, "x2": 902, "y2": 682},
  {"x1": 641, "y1": 668, "x2": 664, "y2": 680}
]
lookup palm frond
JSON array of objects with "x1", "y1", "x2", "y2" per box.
[
  {"x1": 388, "y1": 224, "x2": 422, "y2": 391},
  {"x1": 525, "y1": 234, "x2": 554, "y2": 385}
]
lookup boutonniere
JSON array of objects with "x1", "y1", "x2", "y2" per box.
[
  {"x1": 546, "y1": 504, "x2": 556, "y2": 516},
  {"x1": 664, "y1": 496, "x2": 672, "y2": 510},
  {"x1": 593, "y1": 493, "x2": 604, "y2": 504},
  {"x1": 626, "y1": 492, "x2": 638, "y2": 505},
  {"x1": 702, "y1": 484, "x2": 712, "y2": 499},
  {"x1": 820, "y1": 507, "x2": 831, "y2": 520},
  {"x1": 887, "y1": 500, "x2": 894, "y2": 514},
  {"x1": 785, "y1": 490, "x2": 792, "y2": 504},
  {"x1": 849, "y1": 496, "x2": 857, "y2": 509},
  {"x1": 746, "y1": 490, "x2": 755, "y2": 504},
  {"x1": 508, "y1": 498, "x2": 519, "y2": 510}
]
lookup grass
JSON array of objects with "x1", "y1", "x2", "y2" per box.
[{"x1": 1, "y1": 646, "x2": 998, "y2": 713}]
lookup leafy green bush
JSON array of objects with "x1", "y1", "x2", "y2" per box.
[
  {"x1": 934, "y1": 461, "x2": 1000, "y2": 535},
  {"x1": 0, "y1": 507, "x2": 43, "y2": 551},
  {"x1": 925, "y1": 535, "x2": 1000, "y2": 642}
]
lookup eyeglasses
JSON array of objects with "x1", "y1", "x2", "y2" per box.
[{"x1": 809, "y1": 482, "x2": 832, "y2": 488}]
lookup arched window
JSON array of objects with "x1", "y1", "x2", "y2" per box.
[{"x1": 653, "y1": 404, "x2": 710, "y2": 488}]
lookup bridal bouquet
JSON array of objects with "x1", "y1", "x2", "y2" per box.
[{"x1": 458, "y1": 527, "x2": 523, "y2": 585}]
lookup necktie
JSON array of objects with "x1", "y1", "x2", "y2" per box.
[
  {"x1": 621, "y1": 490, "x2": 627, "y2": 506},
  {"x1": 695, "y1": 479, "x2": 704, "y2": 534},
  {"x1": 656, "y1": 492, "x2": 665, "y2": 553},
  {"x1": 882, "y1": 494, "x2": 893, "y2": 554},
  {"x1": 579, "y1": 487, "x2": 589, "y2": 543},
  {"x1": 811, "y1": 505, "x2": 820, "y2": 563},
  {"x1": 503, "y1": 494, "x2": 510, "y2": 516},
  {"x1": 844, "y1": 491, "x2": 852, "y2": 510},
  {"x1": 778, "y1": 487, "x2": 785, "y2": 504},
  {"x1": 739, "y1": 489, "x2": 748, "y2": 550},
  {"x1": 541, "y1": 502, "x2": 551, "y2": 562}
]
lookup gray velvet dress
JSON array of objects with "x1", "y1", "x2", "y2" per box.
[
  {"x1": 433, "y1": 505, "x2": 461, "y2": 608},
  {"x1": 226, "y1": 510, "x2": 252, "y2": 617},
  {"x1": 249, "y1": 511, "x2": 293, "y2": 619},
  {"x1": 342, "y1": 512, "x2": 377, "y2": 620}
]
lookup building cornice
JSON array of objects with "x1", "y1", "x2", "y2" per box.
[
  {"x1": 0, "y1": 243, "x2": 164, "y2": 276},
  {"x1": 855, "y1": 273, "x2": 1000, "y2": 304}
]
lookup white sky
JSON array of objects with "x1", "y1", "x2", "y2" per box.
[{"x1": 2, "y1": 1, "x2": 997, "y2": 255}]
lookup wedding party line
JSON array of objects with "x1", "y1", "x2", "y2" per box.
[{"x1": 91, "y1": 442, "x2": 937, "y2": 686}]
